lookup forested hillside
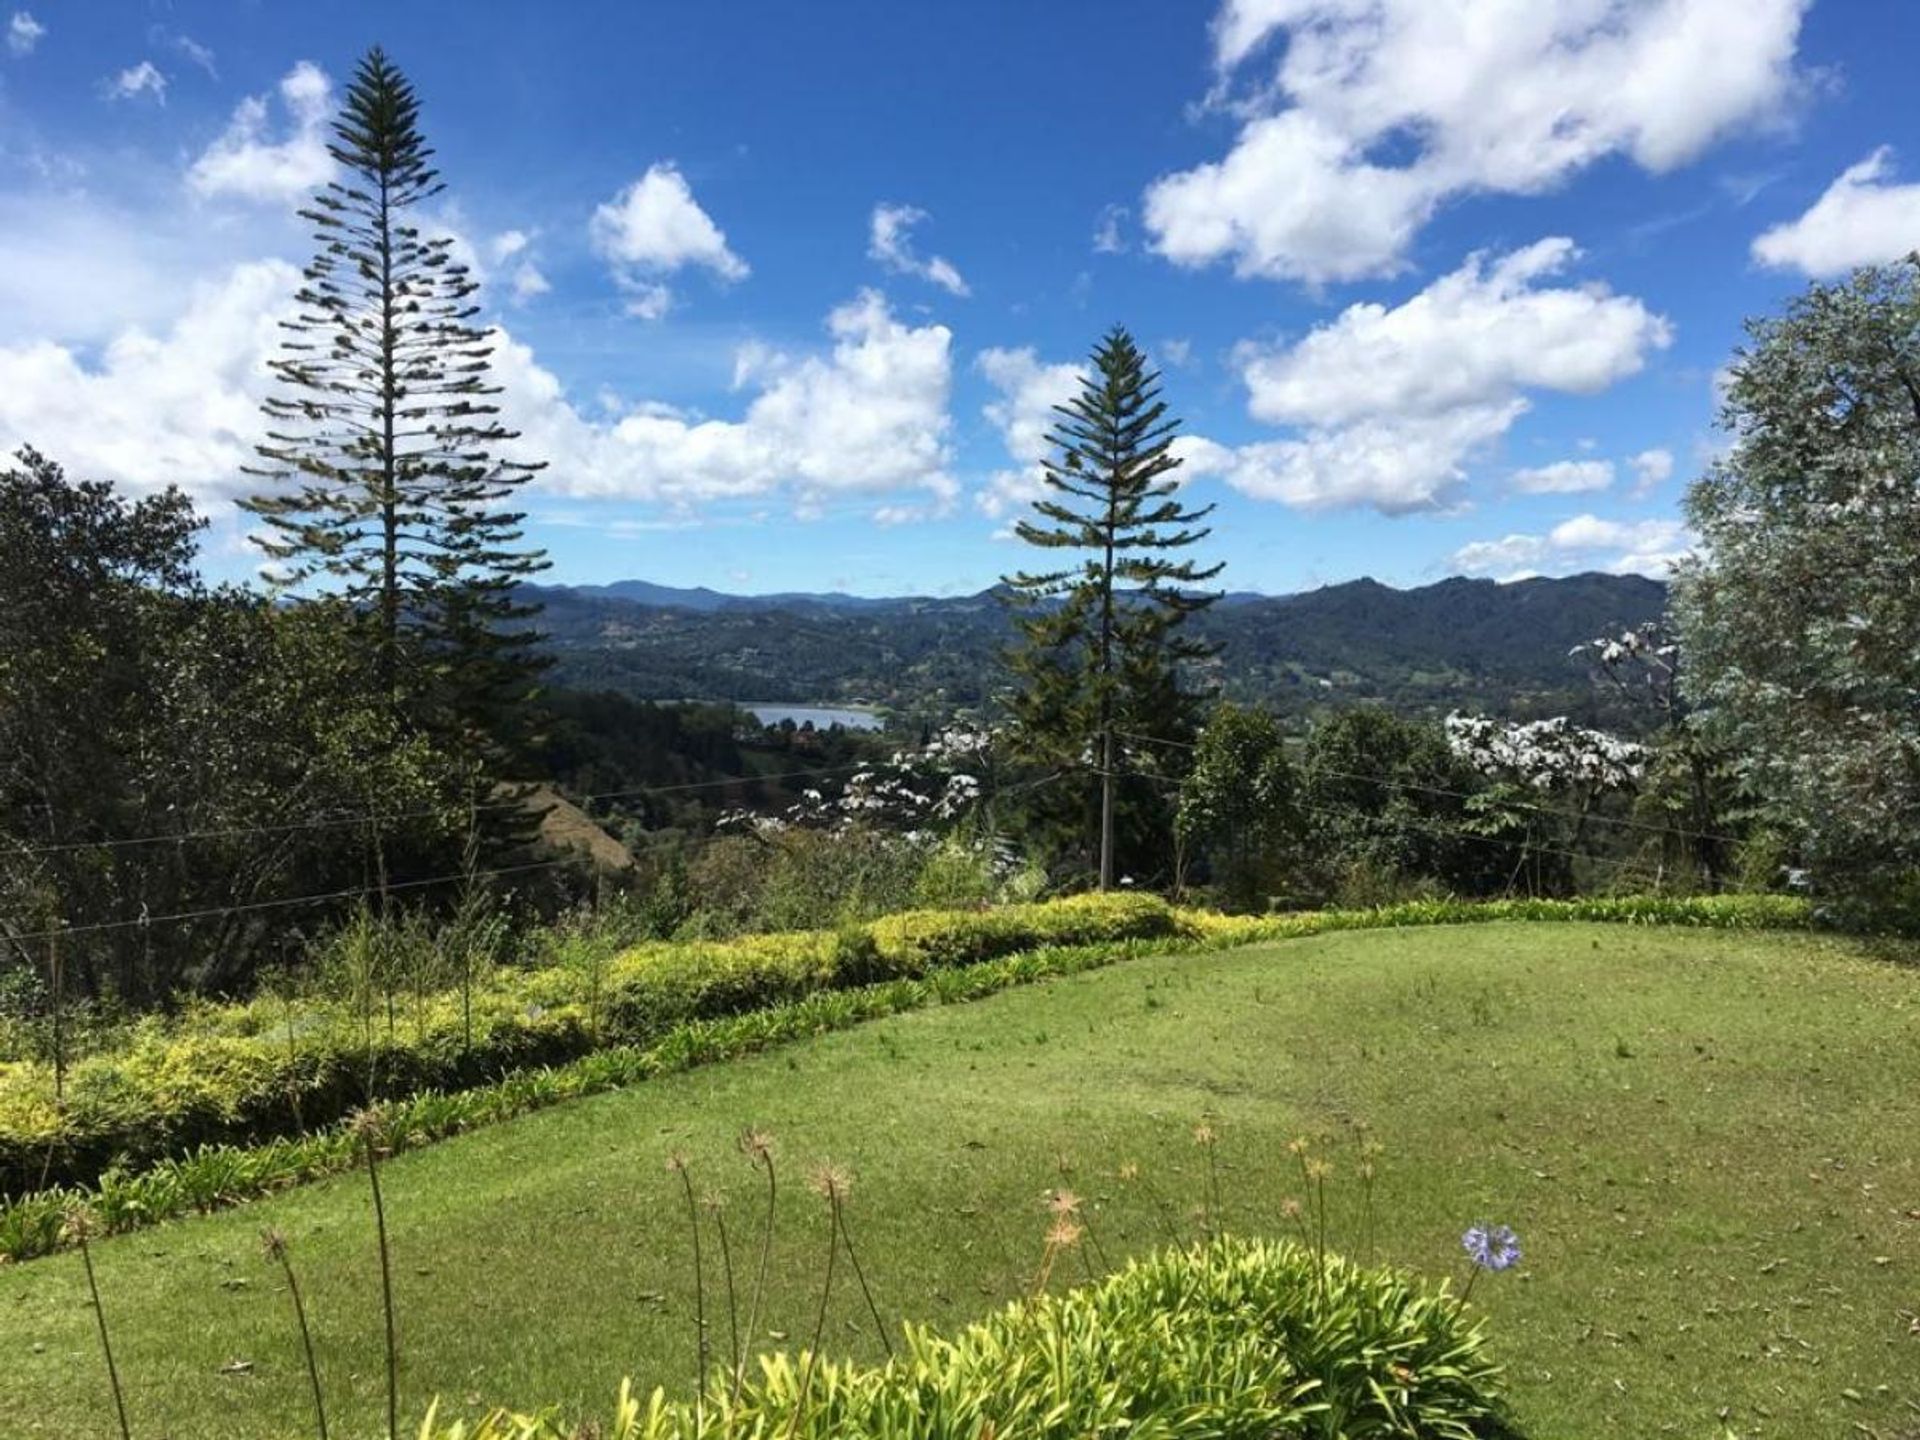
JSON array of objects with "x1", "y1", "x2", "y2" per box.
[{"x1": 533, "y1": 571, "x2": 1668, "y2": 724}]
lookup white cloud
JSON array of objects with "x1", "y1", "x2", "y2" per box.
[
  {"x1": 1158, "y1": 338, "x2": 1195, "y2": 368},
  {"x1": 1628, "y1": 447, "x2": 1675, "y2": 496},
  {"x1": 590, "y1": 163, "x2": 748, "y2": 318},
  {"x1": 7, "y1": 10, "x2": 44, "y2": 57},
  {"x1": 1092, "y1": 203, "x2": 1129, "y2": 254},
  {"x1": 1751, "y1": 147, "x2": 1920, "y2": 276},
  {"x1": 1202, "y1": 239, "x2": 1670, "y2": 511},
  {"x1": 0, "y1": 258, "x2": 954, "y2": 525},
  {"x1": 490, "y1": 230, "x2": 531, "y2": 263},
  {"x1": 172, "y1": 33, "x2": 216, "y2": 77},
  {"x1": 1452, "y1": 513, "x2": 1692, "y2": 580},
  {"x1": 188, "y1": 62, "x2": 333, "y2": 203},
  {"x1": 1149, "y1": 0, "x2": 1811, "y2": 283},
  {"x1": 1179, "y1": 405, "x2": 1518, "y2": 512},
  {"x1": 501, "y1": 288, "x2": 954, "y2": 511},
  {"x1": 103, "y1": 60, "x2": 167, "y2": 104},
  {"x1": 486, "y1": 231, "x2": 550, "y2": 306},
  {"x1": 1512, "y1": 458, "x2": 1614, "y2": 494},
  {"x1": 868, "y1": 203, "x2": 970, "y2": 297},
  {"x1": 975, "y1": 345, "x2": 1085, "y2": 518},
  {"x1": 0, "y1": 260, "x2": 297, "y2": 508},
  {"x1": 509, "y1": 263, "x2": 551, "y2": 304}
]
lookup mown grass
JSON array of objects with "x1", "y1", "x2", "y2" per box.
[{"x1": 0, "y1": 921, "x2": 1914, "y2": 1439}]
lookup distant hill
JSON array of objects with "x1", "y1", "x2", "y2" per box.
[{"x1": 529, "y1": 572, "x2": 1669, "y2": 727}]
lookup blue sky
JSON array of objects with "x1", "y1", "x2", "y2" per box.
[{"x1": 1, "y1": 0, "x2": 1915, "y2": 596}]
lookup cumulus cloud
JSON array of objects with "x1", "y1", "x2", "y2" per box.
[
  {"x1": 1092, "y1": 203, "x2": 1129, "y2": 254},
  {"x1": 1752, "y1": 147, "x2": 1920, "y2": 275},
  {"x1": 1628, "y1": 447, "x2": 1675, "y2": 496},
  {"x1": 1148, "y1": 0, "x2": 1811, "y2": 283},
  {"x1": 0, "y1": 260, "x2": 297, "y2": 508},
  {"x1": 500, "y1": 288, "x2": 955, "y2": 512},
  {"x1": 869, "y1": 203, "x2": 970, "y2": 297},
  {"x1": 103, "y1": 60, "x2": 167, "y2": 104},
  {"x1": 1451, "y1": 514, "x2": 1692, "y2": 580},
  {"x1": 1190, "y1": 239, "x2": 1671, "y2": 512},
  {"x1": 974, "y1": 345, "x2": 1085, "y2": 518},
  {"x1": 0, "y1": 252, "x2": 954, "y2": 526},
  {"x1": 590, "y1": 163, "x2": 748, "y2": 318},
  {"x1": 188, "y1": 62, "x2": 334, "y2": 203},
  {"x1": 487, "y1": 230, "x2": 550, "y2": 306},
  {"x1": 1512, "y1": 459, "x2": 1614, "y2": 494},
  {"x1": 7, "y1": 11, "x2": 44, "y2": 57}
]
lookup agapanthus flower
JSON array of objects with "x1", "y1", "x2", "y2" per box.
[{"x1": 1461, "y1": 1222, "x2": 1522, "y2": 1271}]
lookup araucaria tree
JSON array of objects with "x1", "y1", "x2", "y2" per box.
[
  {"x1": 1002, "y1": 327, "x2": 1221, "y2": 888},
  {"x1": 246, "y1": 47, "x2": 547, "y2": 761},
  {"x1": 1673, "y1": 261, "x2": 1920, "y2": 893}
]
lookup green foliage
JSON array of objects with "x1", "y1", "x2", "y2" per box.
[
  {"x1": 420, "y1": 1237, "x2": 1512, "y2": 1440},
  {"x1": 0, "y1": 891, "x2": 1807, "y2": 1262},
  {"x1": 245, "y1": 45, "x2": 547, "y2": 755},
  {"x1": 1176, "y1": 703, "x2": 1300, "y2": 910},
  {"x1": 1674, "y1": 260, "x2": 1920, "y2": 892},
  {"x1": 0, "y1": 448, "x2": 469, "y2": 1004},
  {"x1": 1296, "y1": 708, "x2": 1511, "y2": 901},
  {"x1": 0, "y1": 894, "x2": 1177, "y2": 1200},
  {"x1": 1000, "y1": 326, "x2": 1221, "y2": 886}
]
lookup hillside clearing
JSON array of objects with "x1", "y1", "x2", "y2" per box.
[{"x1": 1, "y1": 922, "x2": 1914, "y2": 1439}]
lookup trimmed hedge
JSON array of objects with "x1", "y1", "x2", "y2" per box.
[
  {"x1": 0, "y1": 893, "x2": 1177, "y2": 1198},
  {"x1": 420, "y1": 1237, "x2": 1515, "y2": 1439},
  {"x1": 0, "y1": 892, "x2": 1807, "y2": 1263}
]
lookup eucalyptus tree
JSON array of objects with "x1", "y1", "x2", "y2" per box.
[
  {"x1": 1672, "y1": 261, "x2": 1920, "y2": 891},
  {"x1": 245, "y1": 46, "x2": 547, "y2": 760},
  {"x1": 1001, "y1": 327, "x2": 1221, "y2": 887}
]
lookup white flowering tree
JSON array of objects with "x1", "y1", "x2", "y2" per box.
[
  {"x1": 1672, "y1": 262, "x2": 1920, "y2": 892},
  {"x1": 1572, "y1": 621, "x2": 1741, "y2": 885},
  {"x1": 1445, "y1": 713, "x2": 1647, "y2": 893},
  {"x1": 717, "y1": 724, "x2": 1032, "y2": 899}
]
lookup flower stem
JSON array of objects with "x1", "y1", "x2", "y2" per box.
[
  {"x1": 78, "y1": 1234, "x2": 131, "y2": 1440},
  {"x1": 362, "y1": 1128, "x2": 399, "y2": 1440}
]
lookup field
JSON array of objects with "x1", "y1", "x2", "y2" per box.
[{"x1": 1, "y1": 921, "x2": 1915, "y2": 1439}]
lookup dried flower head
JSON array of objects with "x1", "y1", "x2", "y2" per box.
[
  {"x1": 1280, "y1": 1197, "x2": 1304, "y2": 1220},
  {"x1": 1462, "y1": 1222, "x2": 1523, "y2": 1272},
  {"x1": 1044, "y1": 1217, "x2": 1084, "y2": 1250},
  {"x1": 1117, "y1": 1162, "x2": 1140, "y2": 1183},
  {"x1": 1305, "y1": 1158, "x2": 1334, "y2": 1182},
  {"x1": 738, "y1": 1128, "x2": 775, "y2": 1165},
  {"x1": 807, "y1": 1162, "x2": 854, "y2": 1202},
  {"x1": 701, "y1": 1190, "x2": 726, "y2": 1215},
  {"x1": 350, "y1": 1108, "x2": 385, "y2": 1144},
  {"x1": 665, "y1": 1151, "x2": 689, "y2": 1175},
  {"x1": 1192, "y1": 1122, "x2": 1217, "y2": 1147},
  {"x1": 61, "y1": 1206, "x2": 96, "y2": 1244},
  {"x1": 260, "y1": 1227, "x2": 288, "y2": 1262},
  {"x1": 1286, "y1": 1136, "x2": 1312, "y2": 1157},
  {"x1": 1046, "y1": 1188, "x2": 1082, "y2": 1218},
  {"x1": 1360, "y1": 1159, "x2": 1376, "y2": 1181}
]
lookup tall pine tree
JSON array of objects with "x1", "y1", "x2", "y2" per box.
[
  {"x1": 245, "y1": 47, "x2": 547, "y2": 763},
  {"x1": 1002, "y1": 327, "x2": 1222, "y2": 888}
]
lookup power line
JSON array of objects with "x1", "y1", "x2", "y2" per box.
[
  {"x1": 1112, "y1": 728, "x2": 1742, "y2": 850},
  {"x1": 2, "y1": 761, "x2": 877, "y2": 859}
]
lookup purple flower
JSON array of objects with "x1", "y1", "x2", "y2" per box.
[{"x1": 1462, "y1": 1223, "x2": 1522, "y2": 1271}]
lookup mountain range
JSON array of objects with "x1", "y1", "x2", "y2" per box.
[{"x1": 532, "y1": 571, "x2": 1669, "y2": 727}]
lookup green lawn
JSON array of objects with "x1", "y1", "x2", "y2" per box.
[{"x1": 2, "y1": 922, "x2": 1915, "y2": 1439}]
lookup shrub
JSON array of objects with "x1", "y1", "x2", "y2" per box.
[
  {"x1": 419, "y1": 1237, "x2": 1515, "y2": 1440},
  {"x1": 0, "y1": 894, "x2": 1176, "y2": 1196}
]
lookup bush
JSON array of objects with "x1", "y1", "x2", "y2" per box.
[
  {"x1": 0, "y1": 893, "x2": 1176, "y2": 1196},
  {"x1": 421, "y1": 1237, "x2": 1516, "y2": 1440}
]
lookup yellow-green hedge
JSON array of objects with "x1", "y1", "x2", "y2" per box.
[{"x1": 0, "y1": 894, "x2": 1177, "y2": 1196}]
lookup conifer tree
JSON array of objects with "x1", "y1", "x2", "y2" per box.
[
  {"x1": 245, "y1": 47, "x2": 547, "y2": 760},
  {"x1": 1001, "y1": 327, "x2": 1222, "y2": 888}
]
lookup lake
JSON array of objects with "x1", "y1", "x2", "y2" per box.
[{"x1": 745, "y1": 703, "x2": 885, "y2": 731}]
